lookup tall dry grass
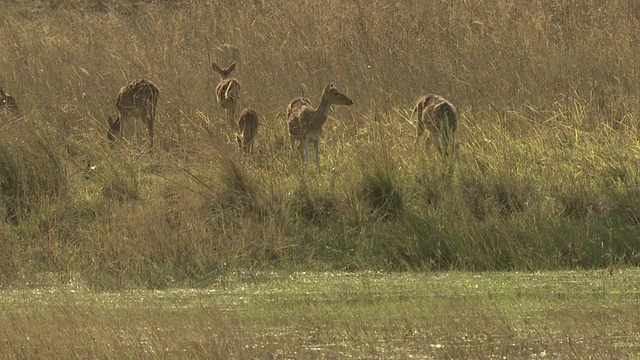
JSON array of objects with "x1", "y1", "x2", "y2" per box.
[{"x1": 0, "y1": 0, "x2": 639, "y2": 288}]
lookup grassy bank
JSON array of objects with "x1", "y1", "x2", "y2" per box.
[{"x1": 0, "y1": 0, "x2": 639, "y2": 288}]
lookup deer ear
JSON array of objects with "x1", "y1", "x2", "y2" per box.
[
  {"x1": 212, "y1": 62, "x2": 221, "y2": 74},
  {"x1": 228, "y1": 62, "x2": 237, "y2": 72}
]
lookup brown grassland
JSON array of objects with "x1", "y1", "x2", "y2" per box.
[
  {"x1": 1, "y1": 0, "x2": 640, "y2": 358},
  {"x1": 0, "y1": 0, "x2": 639, "y2": 286}
]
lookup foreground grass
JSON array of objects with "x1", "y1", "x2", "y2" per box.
[{"x1": 0, "y1": 270, "x2": 638, "y2": 359}]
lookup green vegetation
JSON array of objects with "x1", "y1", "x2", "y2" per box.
[
  {"x1": 0, "y1": 0, "x2": 639, "y2": 289},
  {"x1": 1, "y1": 270, "x2": 639, "y2": 359},
  {"x1": 1, "y1": 3, "x2": 639, "y2": 358}
]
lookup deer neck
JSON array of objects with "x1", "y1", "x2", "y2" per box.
[{"x1": 310, "y1": 95, "x2": 332, "y2": 130}]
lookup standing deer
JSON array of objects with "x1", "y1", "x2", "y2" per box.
[
  {"x1": 0, "y1": 87, "x2": 18, "y2": 114},
  {"x1": 287, "y1": 97, "x2": 312, "y2": 119},
  {"x1": 212, "y1": 62, "x2": 241, "y2": 123},
  {"x1": 287, "y1": 83, "x2": 353, "y2": 172},
  {"x1": 413, "y1": 94, "x2": 458, "y2": 156},
  {"x1": 107, "y1": 79, "x2": 159, "y2": 151},
  {"x1": 236, "y1": 107, "x2": 259, "y2": 155}
]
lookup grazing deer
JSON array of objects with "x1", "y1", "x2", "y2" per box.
[
  {"x1": 236, "y1": 107, "x2": 259, "y2": 155},
  {"x1": 413, "y1": 94, "x2": 458, "y2": 156},
  {"x1": 212, "y1": 62, "x2": 241, "y2": 123},
  {"x1": 0, "y1": 87, "x2": 18, "y2": 114},
  {"x1": 107, "y1": 79, "x2": 159, "y2": 151},
  {"x1": 287, "y1": 83, "x2": 353, "y2": 172}
]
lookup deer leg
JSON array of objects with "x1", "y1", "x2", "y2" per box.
[
  {"x1": 437, "y1": 121, "x2": 454, "y2": 157},
  {"x1": 236, "y1": 133, "x2": 243, "y2": 150},
  {"x1": 417, "y1": 119, "x2": 425, "y2": 138},
  {"x1": 133, "y1": 116, "x2": 141, "y2": 152},
  {"x1": 291, "y1": 138, "x2": 298, "y2": 159},
  {"x1": 225, "y1": 107, "x2": 235, "y2": 127},
  {"x1": 303, "y1": 138, "x2": 310, "y2": 168},
  {"x1": 313, "y1": 138, "x2": 320, "y2": 173},
  {"x1": 243, "y1": 138, "x2": 250, "y2": 155},
  {"x1": 425, "y1": 134, "x2": 437, "y2": 159},
  {"x1": 117, "y1": 116, "x2": 124, "y2": 141},
  {"x1": 447, "y1": 127, "x2": 456, "y2": 156},
  {"x1": 441, "y1": 133, "x2": 450, "y2": 157},
  {"x1": 146, "y1": 113, "x2": 154, "y2": 150},
  {"x1": 119, "y1": 115, "x2": 126, "y2": 141},
  {"x1": 434, "y1": 135, "x2": 444, "y2": 156},
  {"x1": 414, "y1": 120, "x2": 425, "y2": 146}
]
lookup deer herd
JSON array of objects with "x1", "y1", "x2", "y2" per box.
[{"x1": 1, "y1": 62, "x2": 459, "y2": 173}]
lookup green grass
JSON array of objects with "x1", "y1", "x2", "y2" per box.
[
  {"x1": 1, "y1": 270, "x2": 639, "y2": 359},
  {"x1": 0, "y1": 0, "x2": 638, "y2": 288},
  {"x1": 1, "y1": 3, "x2": 639, "y2": 358}
]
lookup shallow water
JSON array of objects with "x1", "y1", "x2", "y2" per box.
[{"x1": 0, "y1": 270, "x2": 639, "y2": 359}]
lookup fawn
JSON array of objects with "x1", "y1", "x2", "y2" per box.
[
  {"x1": 107, "y1": 79, "x2": 159, "y2": 151},
  {"x1": 236, "y1": 107, "x2": 259, "y2": 155},
  {"x1": 413, "y1": 94, "x2": 458, "y2": 156}
]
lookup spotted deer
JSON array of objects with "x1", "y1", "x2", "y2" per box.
[
  {"x1": 107, "y1": 79, "x2": 159, "y2": 151},
  {"x1": 413, "y1": 94, "x2": 458, "y2": 156},
  {"x1": 236, "y1": 107, "x2": 259, "y2": 155},
  {"x1": 212, "y1": 62, "x2": 241, "y2": 123},
  {"x1": 287, "y1": 83, "x2": 353, "y2": 172},
  {"x1": 0, "y1": 88, "x2": 18, "y2": 114}
]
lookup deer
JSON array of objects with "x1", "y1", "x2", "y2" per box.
[
  {"x1": 107, "y1": 79, "x2": 159, "y2": 151},
  {"x1": 0, "y1": 87, "x2": 18, "y2": 114},
  {"x1": 287, "y1": 97, "x2": 312, "y2": 119},
  {"x1": 287, "y1": 83, "x2": 353, "y2": 173},
  {"x1": 212, "y1": 62, "x2": 241, "y2": 124},
  {"x1": 412, "y1": 94, "x2": 458, "y2": 157},
  {"x1": 236, "y1": 107, "x2": 259, "y2": 155}
]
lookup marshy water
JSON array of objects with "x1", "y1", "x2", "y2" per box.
[{"x1": 0, "y1": 270, "x2": 638, "y2": 358}]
